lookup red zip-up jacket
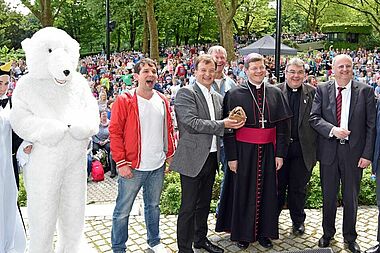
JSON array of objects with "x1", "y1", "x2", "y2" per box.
[{"x1": 109, "y1": 90, "x2": 176, "y2": 169}]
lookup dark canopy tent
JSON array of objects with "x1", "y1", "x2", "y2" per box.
[{"x1": 239, "y1": 35, "x2": 298, "y2": 55}]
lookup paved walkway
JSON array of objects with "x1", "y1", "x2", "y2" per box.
[{"x1": 22, "y1": 171, "x2": 380, "y2": 252}]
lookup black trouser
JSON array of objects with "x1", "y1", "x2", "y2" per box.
[
  {"x1": 177, "y1": 152, "x2": 217, "y2": 253},
  {"x1": 320, "y1": 143, "x2": 362, "y2": 242},
  {"x1": 277, "y1": 141, "x2": 311, "y2": 226}
]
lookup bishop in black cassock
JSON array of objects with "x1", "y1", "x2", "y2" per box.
[{"x1": 215, "y1": 53, "x2": 292, "y2": 249}]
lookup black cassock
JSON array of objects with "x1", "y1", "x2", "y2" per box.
[{"x1": 216, "y1": 81, "x2": 292, "y2": 242}]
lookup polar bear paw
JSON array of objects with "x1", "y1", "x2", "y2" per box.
[
  {"x1": 39, "y1": 120, "x2": 68, "y2": 146},
  {"x1": 68, "y1": 123, "x2": 91, "y2": 140}
]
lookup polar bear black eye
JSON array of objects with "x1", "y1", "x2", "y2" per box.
[{"x1": 48, "y1": 49, "x2": 52, "y2": 53}]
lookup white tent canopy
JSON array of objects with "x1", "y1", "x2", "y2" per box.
[{"x1": 239, "y1": 35, "x2": 298, "y2": 56}]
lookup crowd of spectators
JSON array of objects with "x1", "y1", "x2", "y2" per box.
[
  {"x1": 282, "y1": 32, "x2": 327, "y2": 43},
  {"x1": 6, "y1": 44, "x2": 380, "y2": 178}
]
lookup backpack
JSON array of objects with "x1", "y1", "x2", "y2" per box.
[{"x1": 91, "y1": 160, "x2": 104, "y2": 182}]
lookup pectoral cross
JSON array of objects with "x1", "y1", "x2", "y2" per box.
[{"x1": 259, "y1": 115, "x2": 267, "y2": 128}]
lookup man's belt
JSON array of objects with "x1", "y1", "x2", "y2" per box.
[
  {"x1": 338, "y1": 139, "x2": 348, "y2": 145},
  {"x1": 236, "y1": 127, "x2": 276, "y2": 145}
]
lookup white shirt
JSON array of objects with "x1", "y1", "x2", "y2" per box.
[
  {"x1": 137, "y1": 92, "x2": 166, "y2": 171},
  {"x1": 197, "y1": 82, "x2": 217, "y2": 153},
  {"x1": 335, "y1": 81, "x2": 351, "y2": 132}
]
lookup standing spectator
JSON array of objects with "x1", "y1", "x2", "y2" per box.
[
  {"x1": 216, "y1": 53, "x2": 292, "y2": 250},
  {"x1": 171, "y1": 54, "x2": 244, "y2": 253},
  {"x1": 79, "y1": 61, "x2": 88, "y2": 75},
  {"x1": 109, "y1": 58, "x2": 175, "y2": 253},
  {"x1": 207, "y1": 45, "x2": 236, "y2": 215},
  {"x1": 277, "y1": 58, "x2": 317, "y2": 236},
  {"x1": 307, "y1": 75, "x2": 318, "y2": 87},
  {"x1": 367, "y1": 100, "x2": 380, "y2": 253},
  {"x1": 310, "y1": 54, "x2": 376, "y2": 253}
]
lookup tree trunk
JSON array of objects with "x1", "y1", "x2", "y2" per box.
[
  {"x1": 21, "y1": 0, "x2": 59, "y2": 27},
  {"x1": 146, "y1": 0, "x2": 159, "y2": 61},
  {"x1": 214, "y1": 0, "x2": 238, "y2": 62},
  {"x1": 196, "y1": 13, "x2": 202, "y2": 44},
  {"x1": 129, "y1": 14, "x2": 136, "y2": 49},
  {"x1": 222, "y1": 21, "x2": 235, "y2": 62},
  {"x1": 142, "y1": 7, "x2": 149, "y2": 53},
  {"x1": 117, "y1": 28, "x2": 121, "y2": 52}
]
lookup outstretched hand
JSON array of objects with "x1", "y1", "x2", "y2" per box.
[{"x1": 223, "y1": 118, "x2": 245, "y2": 129}]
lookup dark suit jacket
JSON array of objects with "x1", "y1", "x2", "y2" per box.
[
  {"x1": 170, "y1": 83, "x2": 225, "y2": 177},
  {"x1": 277, "y1": 82, "x2": 317, "y2": 170},
  {"x1": 309, "y1": 80, "x2": 376, "y2": 165}
]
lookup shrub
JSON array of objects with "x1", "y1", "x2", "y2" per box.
[
  {"x1": 18, "y1": 174, "x2": 27, "y2": 207},
  {"x1": 305, "y1": 164, "x2": 323, "y2": 209},
  {"x1": 160, "y1": 170, "x2": 224, "y2": 215},
  {"x1": 305, "y1": 163, "x2": 376, "y2": 209}
]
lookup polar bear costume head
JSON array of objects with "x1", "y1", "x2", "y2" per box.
[{"x1": 21, "y1": 27, "x2": 80, "y2": 86}]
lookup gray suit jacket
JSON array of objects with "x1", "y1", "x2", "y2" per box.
[
  {"x1": 277, "y1": 82, "x2": 317, "y2": 170},
  {"x1": 171, "y1": 83, "x2": 225, "y2": 177},
  {"x1": 309, "y1": 80, "x2": 376, "y2": 165}
]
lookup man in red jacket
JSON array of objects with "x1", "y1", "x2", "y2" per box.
[{"x1": 109, "y1": 58, "x2": 176, "y2": 253}]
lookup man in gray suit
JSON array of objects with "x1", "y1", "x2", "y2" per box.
[
  {"x1": 277, "y1": 58, "x2": 317, "y2": 236},
  {"x1": 310, "y1": 54, "x2": 376, "y2": 253},
  {"x1": 170, "y1": 54, "x2": 244, "y2": 253}
]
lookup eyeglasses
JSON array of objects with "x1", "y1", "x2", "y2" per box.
[{"x1": 286, "y1": 70, "x2": 305, "y2": 75}]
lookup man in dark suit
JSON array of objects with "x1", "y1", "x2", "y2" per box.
[
  {"x1": 277, "y1": 58, "x2": 317, "y2": 236},
  {"x1": 170, "y1": 54, "x2": 244, "y2": 253},
  {"x1": 367, "y1": 100, "x2": 380, "y2": 253},
  {"x1": 310, "y1": 54, "x2": 376, "y2": 253}
]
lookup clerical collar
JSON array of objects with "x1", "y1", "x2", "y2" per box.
[
  {"x1": 286, "y1": 83, "x2": 302, "y2": 93},
  {"x1": 248, "y1": 81, "x2": 263, "y2": 89}
]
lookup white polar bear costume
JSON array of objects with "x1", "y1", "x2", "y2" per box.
[{"x1": 10, "y1": 27, "x2": 99, "y2": 253}]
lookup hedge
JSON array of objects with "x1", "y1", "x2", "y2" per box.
[
  {"x1": 17, "y1": 163, "x2": 377, "y2": 212},
  {"x1": 160, "y1": 163, "x2": 377, "y2": 215},
  {"x1": 321, "y1": 23, "x2": 372, "y2": 34}
]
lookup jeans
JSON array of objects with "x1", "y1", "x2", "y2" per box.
[
  {"x1": 111, "y1": 164, "x2": 165, "y2": 253},
  {"x1": 216, "y1": 143, "x2": 227, "y2": 214},
  {"x1": 87, "y1": 154, "x2": 92, "y2": 177}
]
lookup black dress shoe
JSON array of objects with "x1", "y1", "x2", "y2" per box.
[
  {"x1": 258, "y1": 237, "x2": 273, "y2": 248},
  {"x1": 345, "y1": 241, "x2": 361, "y2": 253},
  {"x1": 292, "y1": 223, "x2": 305, "y2": 235},
  {"x1": 318, "y1": 236, "x2": 332, "y2": 247},
  {"x1": 236, "y1": 241, "x2": 249, "y2": 249},
  {"x1": 194, "y1": 238, "x2": 224, "y2": 253},
  {"x1": 365, "y1": 244, "x2": 380, "y2": 253}
]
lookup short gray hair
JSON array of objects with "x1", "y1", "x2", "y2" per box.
[
  {"x1": 285, "y1": 58, "x2": 305, "y2": 71},
  {"x1": 332, "y1": 54, "x2": 352, "y2": 67},
  {"x1": 207, "y1": 46, "x2": 227, "y2": 58}
]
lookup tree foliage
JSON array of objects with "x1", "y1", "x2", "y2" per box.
[
  {"x1": 0, "y1": 0, "x2": 40, "y2": 50},
  {"x1": 20, "y1": 0, "x2": 66, "y2": 27},
  {"x1": 233, "y1": 0, "x2": 276, "y2": 37},
  {"x1": 3, "y1": 0, "x2": 379, "y2": 57},
  {"x1": 331, "y1": 0, "x2": 380, "y2": 34}
]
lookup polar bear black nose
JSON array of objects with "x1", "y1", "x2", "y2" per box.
[{"x1": 63, "y1": 70, "x2": 70, "y2": 76}]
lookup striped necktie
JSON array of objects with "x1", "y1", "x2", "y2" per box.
[{"x1": 336, "y1": 87, "x2": 345, "y2": 127}]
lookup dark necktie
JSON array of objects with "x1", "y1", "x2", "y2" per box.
[
  {"x1": 0, "y1": 97, "x2": 8, "y2": 108},
  {"x1": 336, "y1": 87, "x2": 345, "y2": 127}
]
